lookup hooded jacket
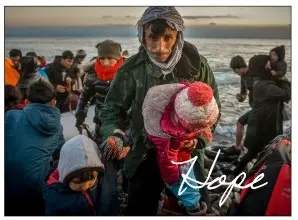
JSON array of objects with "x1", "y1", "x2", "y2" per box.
[
  {"x1": 5, "y1": 103, "x2": 65, "y2": 198},
  {"x1": 270, "y1": 45, "x2": 287, "y2": 80},
  {"x1": 245, "y1": 55, "x2": 291, "y2": 149},
  {"x1": 44, "y1": 135, "x2": 118, "y2": 216}
]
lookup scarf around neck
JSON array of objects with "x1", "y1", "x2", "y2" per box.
[{"x1": 94, "y1": 57, "x2": 124, "y2": 81}]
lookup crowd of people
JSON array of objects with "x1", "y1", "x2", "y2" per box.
[{"x1": 4, "y1": 6, "x2": 291, "y2": 216}]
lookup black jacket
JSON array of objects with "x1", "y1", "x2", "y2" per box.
[
  {"x1": 75, "y1": 66, "x2": 111, "y2": 125},
  {"x1": 240, "y1": 71, "x2": 255, "y2": 107},
  {"x1": 245, "y1": 79, "x2": 291, "y2": 149},
  {"x1": 44, "y1": 56, "x2": 74, "y2": 101}
]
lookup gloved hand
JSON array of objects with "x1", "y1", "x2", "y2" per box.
[
  {"x1": 99, "y1": 129, "x2": 131, "y2": 161},
  {"x1": 236, "y1": 93, "x2": 247, "y2": 102}
]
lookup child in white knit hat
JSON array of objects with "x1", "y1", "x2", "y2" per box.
[{"x1": 142, "y1": 81, "x2": 219, "y2": 215}]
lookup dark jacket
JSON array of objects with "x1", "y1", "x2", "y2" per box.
[
  {"x1": 44, "y1": 162, "x2": 119, "y2": 216},
  {"x1": 75, "y1": 65, "x2": 114, "y2": 125},
  {"x1": 5, "y1": 103, "x2": 65, "y2": 198},
  {"x1": 245, "y1": 79, "x2": 291, "y2": 150},
  {"x1": 240, "y1": 71, "x2": 255, "y2": 107},
  {"x1": 44, "y1": 56, "x2": 74, "y2": 101},
  {"x1": 18, "y1": 56, "x2": 41, "y2": 100},
  {"x1": 99, "y1": 41, "x2": 221, "y2": 179},
  {"x1": 44, "y1": 168, "x2": 100, "y2": 216}
]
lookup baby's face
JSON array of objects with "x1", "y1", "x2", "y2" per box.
[{"x1": 69, "y1": 171, "x2": 99, "y2": 192}]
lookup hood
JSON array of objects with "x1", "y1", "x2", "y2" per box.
[
  {"x1": 58, "y1": 135, "x2": 105, "y2": 184},
  {"x1": 248, "y1": 55, "x2": 272, "y2": 80},
  {"x1": 270, "y1": 45, "x2": 285, "y2": 61},
  {"x1": 23, "y1": 103, "x2": 61, "y2": 136},
  {"x1": 21, "y1": 56, "x2": 38, "y2": 76},
  {"x1": 143, "y1": 83, "x2": 187, "y2": 138}
]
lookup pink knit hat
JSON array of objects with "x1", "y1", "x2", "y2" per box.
[{"x1": 173, "y1": 82, "x2": 219, "y2": 134}]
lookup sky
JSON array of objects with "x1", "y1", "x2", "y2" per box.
[{"x1": 5, "y1": 6, "x2": 291, "y2": 27}]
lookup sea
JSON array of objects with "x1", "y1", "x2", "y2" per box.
[{"x1": 5, "y1": 37, "x2": 292, "y2": 146}]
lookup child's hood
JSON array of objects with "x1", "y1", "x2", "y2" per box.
[
  {"x1": 270, "y1": 45, "x2": 285, "y2": 61},
  {"x1": 58, "y1": 135, "x2": 105, "y2": 184}
]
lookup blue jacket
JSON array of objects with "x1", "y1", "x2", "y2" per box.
[
  {"x1": 37, "y1": 68, "x2": 48, "y2": 79},
  {"x1": 5, "y1": 103, "x2": 65, "y2": 197},
  {"x1": 44, "y1": 161, "x2": 120, "y2": 216},
  {"x1": 44, "y1": 168, "x2": 100, "y2": 216}
]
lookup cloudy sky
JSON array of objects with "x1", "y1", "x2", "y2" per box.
[{"x1": 5, "y1": 6, "x2": 291, "y2": 27}]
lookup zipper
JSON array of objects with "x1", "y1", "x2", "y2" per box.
[{"x1": 83, "y1": 191, "x2": 96, "y2": 216}]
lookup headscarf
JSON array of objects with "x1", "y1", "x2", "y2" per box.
[{"x1": 137, "y1": 6, "x2": 185, "y2": 73}]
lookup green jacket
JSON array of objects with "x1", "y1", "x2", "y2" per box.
[{"x1": 99, "y1": 41, "x2": 221, "y2": 179}]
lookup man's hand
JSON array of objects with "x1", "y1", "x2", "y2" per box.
[
  {"x1": 56, "y1": 85, "x2": 66, "y2": 93},
  {"x1": 236, "y1": 93, "x2": 247, "y2": 102},
  {"x1": 99, "y1": 130, "x2": 131, "y2": 161},
  {"x1": 65, "y1": 76, "x2": 72, "y2": 85}
]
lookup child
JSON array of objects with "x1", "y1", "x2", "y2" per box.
[
  {"x1": 75, "y1": 40, "x2": 125, "y2": 139},
  {"x1": 142, "y1": 81, "x2": 219, "y2": 215},
  {"x1": 5, "y1": 78, "x2": 64, "y2": 216},
  {"x1": 5, "y1": 84, "x2": 25, "y2": 112},
  {"x1": 269, "y1": 45, "x2": 287, "y2": 80},
  {"x1": 44, "y1": 135, "x2": 109, "y2": 216}
]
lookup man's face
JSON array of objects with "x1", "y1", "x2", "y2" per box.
[
  {"x1": 61, "y1": 58, "x2": 73, "y2": 69},
  {"x1": 233, "y1": 67, "x2": 247, "y2": 76},
  {"x1": 77, "y1": 56, "x2": 85, "y2": 64},
  {"x1": 144, "y1": 24, "x2": 178, "y2": 63},
  {"x1": 10, "y1": 56, "x2": 21, "y2": 68}
]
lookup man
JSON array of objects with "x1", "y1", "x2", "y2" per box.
[
  {"x1": 45, "y1": 50, "x2": 74, "y2": 112},
  {"x1": 5, "y1": 49, "x2": 22, "y2": 86},
  {"x1": 98, "y1": 7, "x2": 221, "y2": 215},
  {"x1": 226, "y1": 56, "x2": 254, "y2": 155},
  {"x1": 5, "y1": 78, "x2": 65, "y2": 216}
]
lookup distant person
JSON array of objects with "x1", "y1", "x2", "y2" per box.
[
  {"x1": 5, "y1": 78, "x2": 65, "y2": 216},
  {"x1": 5, "y1": 49, "x2": 22, "y2": 86},
  {"x1": 45, "y1": 50, "x2": 75, "y2": 112},
  {"x1": 269, "y1": 45, "x2": 287, "y2": 80},
  {"x1": 69, "y1": 49, "x2": 87, "y2": 80},
  {"x1": 75, "y1": 40, "x2": 125, "y2": 140},
  {"x1": 18, "y1": 56, "x2": 42, "y2": 100},
  {"x1": 5, "y1": 85, "x2": 25, "y2": 112},
  {"x1": 26, "y1": 51, "x2": 48, "y2": 78},
  {"x1": 227, "y1": 56, "x2": 254, "y2": 154},
  {"x1": 233, "y1": 55, "x2": 291, "y2": 176}
]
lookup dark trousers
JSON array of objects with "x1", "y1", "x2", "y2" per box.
[
  {"x1": 234, "y1": 140, "x2": 265, "y2": 176},
  {"x1": 124, "y1": 150, "x2": 164, "y2": 216}
]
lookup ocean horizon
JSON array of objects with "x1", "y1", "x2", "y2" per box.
[{"x1": 5, "y1": 25, "x2": 291, "y2": 39}]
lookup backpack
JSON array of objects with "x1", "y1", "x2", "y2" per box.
[{"x1": 231, "y1": 135, "x2": 291, "y2": 216}]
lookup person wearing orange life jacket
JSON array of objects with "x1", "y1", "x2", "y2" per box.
[
  {"x1": 5, "y1": 49, "x2": 22, "y2": 86},
  {"x1": 75, "y1": 40, "x2": 125, "y2": 141}
]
